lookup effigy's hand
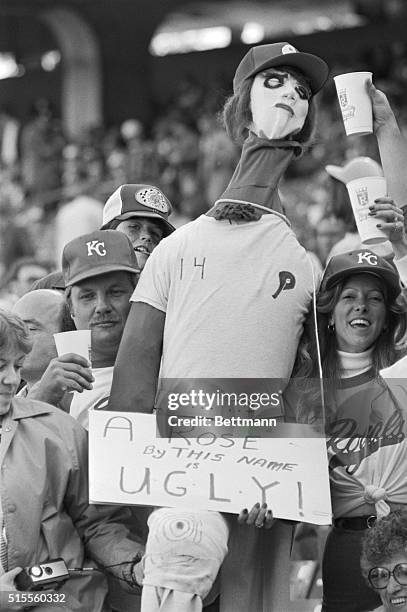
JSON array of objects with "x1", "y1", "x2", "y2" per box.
[{"x1": 237, "y1": 502, "x2": 275, "y2": 529}]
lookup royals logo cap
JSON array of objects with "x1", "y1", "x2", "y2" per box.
[
  {"x1": 101, "y1": 184, "x2": 175, "y2": 236},
  {"x1": 321, "y1": 249, "x2": 401, "y2": 298},
  {"x1": 233, "y1": 42, "x2": 329, "y2": 95},
  {"x1": 62, "y1": 230, "x2": 139, "y2": 286}
]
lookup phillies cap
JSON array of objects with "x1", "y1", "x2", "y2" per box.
[
  {"x1": 321, "y1": 249, "x2": 401, "y2": 298},
  {"x1": 101, "y1": 184, "x2": 175, "y2": 236},
  {"x1": 233, "y1": 42, "x2": 329, "y2": 95},
  {"x1": 62, "y1": 230, "x2": 139, "y2": 286}
]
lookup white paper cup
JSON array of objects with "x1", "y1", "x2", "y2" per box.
[
  {"x1": 54, "y1": 330, "x2": 92, "y2": 363},
  {"x1": 334, "y1": 72, "x2": 373, "y2": 136},
  {"x1": 346, "y1": 176, "x2": 388, "y2": 244}
]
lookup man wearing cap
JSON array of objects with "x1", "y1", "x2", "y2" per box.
[
  {"x1": 61, "y1": 229, "x2": 139, "y2": 429},
  {"x1": 108, "y1": 42, "x2": 329, "y2": 612},
  {"x1": 63, "y1": 229, "x2": 145, "y2": 612},
  {"x1": 15, "y1": 232, "x2": 139, "y2": 422},
  {"x1": 101, "y1": 184, "x2": 175, "y2": 273}
]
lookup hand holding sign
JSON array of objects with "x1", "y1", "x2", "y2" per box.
[{"x1": 238, "y1": 502, "x2": 275, "y2": 529}]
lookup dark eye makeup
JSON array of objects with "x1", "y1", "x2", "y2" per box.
[{"x1": 261, "y1": 70, "x2": 311, "y2": 100}]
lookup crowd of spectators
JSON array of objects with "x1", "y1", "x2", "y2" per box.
[{"x1": 2, "y1": 41, "x2": 407, "y2": 305}]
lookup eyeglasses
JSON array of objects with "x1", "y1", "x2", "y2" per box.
[{"x1": 368, "y1": 564, "x2": 407, "y2": 589}]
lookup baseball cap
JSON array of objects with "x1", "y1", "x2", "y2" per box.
[
  {"x1": 325, "y1": 157, "x2": 383, "y2": 184},
  {"x1": 321, "y1": 249, "x2": 401, "y2": 299},
  {"x1": 101, "y1": 184, "x2": 175, "y2": 236},
  {"x1": 29, "y1": 271, "x2": 65, "y2": 292},
  {"x1": 233, "y1": 42, "x2": 329, "y2": 95},
  {"x1": 62, "y1": 230, "x2": 138, "y2": 286}
]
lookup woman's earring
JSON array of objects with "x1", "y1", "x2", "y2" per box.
[{"x1": 328, "y1": 320, "x2": 335, "y2": 332}]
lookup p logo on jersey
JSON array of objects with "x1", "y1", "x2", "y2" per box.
[{"x1": 272, "y1": 271, "x2": 296, "y2": 299}]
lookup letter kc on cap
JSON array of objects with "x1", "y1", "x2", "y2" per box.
[
  {"x1": 62, "y1": 230, "x2": 139, "y2": 286},
  {"x1": 321, "y1": 249, "x2": 401, "y2": 299}
]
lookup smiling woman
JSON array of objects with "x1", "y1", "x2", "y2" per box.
[
  {"x1": 287, "y1": 248, "x2": 407, "y2": 612},
  {"x1": 332, "y1": 274, "x2": 387, "y2": 354},
  {"x1": 0, "y1": 310, "x2": 32, "y2": 416}
]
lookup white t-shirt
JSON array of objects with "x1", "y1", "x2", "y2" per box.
[
  {"x1": 132, "y1": 214, "x2": 315, "y2": 379},
  {"x1": 69, "y1": 366, "x2": 113, "y2": 430}
]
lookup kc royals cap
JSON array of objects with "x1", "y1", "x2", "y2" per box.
[
  {"x1": 101, "y1": 184, "x2": 175, "y2": 236},
  {"x1": 62, "y1": 230, "x2": 139, "y2": 286},
  {"x1": 321, "y1": 249, "x2": 401, "y2": 298},
  {"x1": 233, "y1": 42, "x2": 329, "y2": 95}
]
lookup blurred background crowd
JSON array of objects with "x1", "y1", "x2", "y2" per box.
[{"x1": 0, "y1": 0, "x2": 407, "y2": 306}]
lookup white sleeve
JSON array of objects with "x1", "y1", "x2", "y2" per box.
[
  {"x1": 130, "y1": 238, "x2": 172, "y2": 313},
  {"x1": 394, "y1": 253, "x2": 407, "y2": 286}
]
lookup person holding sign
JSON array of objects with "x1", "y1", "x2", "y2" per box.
[
  {"x1": 108, "y1": 42, "x2": 330, "y2": 612},
  {"x1": 289, "y1": 249, "x2": 407, "y2": 612}
]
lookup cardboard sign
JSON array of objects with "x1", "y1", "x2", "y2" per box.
[{"x1": 89, "y1": 411, "x2": 332, "y2": 524}]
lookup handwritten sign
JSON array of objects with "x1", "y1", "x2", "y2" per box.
[{"x1": 89, "y1": 411, "x2": 332, "y2": 525}]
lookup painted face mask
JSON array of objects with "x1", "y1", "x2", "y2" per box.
[{"x1": 250, "y1": 69, "x2": 311, "y2": 139}]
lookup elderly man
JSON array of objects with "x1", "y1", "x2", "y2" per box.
[{"x1": 12, "y1": 289, "x2": 88, "y2": 409}]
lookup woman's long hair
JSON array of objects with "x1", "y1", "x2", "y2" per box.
[
  {"x1": 221, "y1": 68, "x2": 317, "y2": 148},
  {"x1": 290, "y1": 277, "x2": 407, "y2": 422}
]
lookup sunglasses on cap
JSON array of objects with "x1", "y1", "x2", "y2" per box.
[{"x1": 368, "y1": 563, "x2": 407, "y2": 589}]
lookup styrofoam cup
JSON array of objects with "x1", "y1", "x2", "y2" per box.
[
  {"x1": 334, "y1": 72, "x2": 373, "y2": 136},
  {"x1": 346, "y1": 176, "x2": 388, "y2": 244},
  {"x1": 54, "y1": 330, "x2": 92, "y2": 363}
]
